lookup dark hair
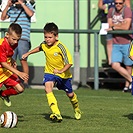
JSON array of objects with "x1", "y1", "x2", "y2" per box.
[
  {"x1": 43, "y1": 22, "x2": 58, "y2": 36},
  {"x1": 7, "y1": 23, "x2": 22, "y2": 36}
]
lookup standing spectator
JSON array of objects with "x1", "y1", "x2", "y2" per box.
[
  {"x1": 0, "y1": 23, "x2": 29, "y2": 107},
  {"x1": 98, "y1": 0, "x2": 115, "y2": 65},
  {"x1": 107, "y1": 0, "x2": 133, "y2": 92},
  {"x1": 22, "y1": 22, "x2": 82, "y2": 122},
  {"x1": 1, "y1": 0, "x2": 34, "y2": 88},
  {"x1": 98, "y1": 0, "x2": 115, "y2": 23}
]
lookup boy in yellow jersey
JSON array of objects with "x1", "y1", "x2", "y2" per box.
[
  {"x1": 0, "y1": 23, "x2": 29, "y2": 107},
  {"x1": 22, "y1": 22, "x2": 82, "y2": 122},
  {"x1": 128, "y1": 39, "x2": 133, "y2": 95}
]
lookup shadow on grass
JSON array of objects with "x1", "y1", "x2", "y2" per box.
[
  {"x1": 87, "y1": 82, "x2": 125, "y2": 91},
  {"x1": 17, "y1": 113, "x2": 75, "y2": 124},
  {"x1": 123, "y1": 113, "x2": 133, "y2": 120},
  {"x1": 17, "y1": 115, "x2": 28, "y2": 122},
  {"x1": 42, "y1": 113, "x2": 74, "y2": 122}
]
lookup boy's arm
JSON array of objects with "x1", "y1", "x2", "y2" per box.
[
  {"x1": 11, "y1": 58, "x2": 17, "y2": 69},
  {"x1": 22, "y1": 46, "x2": 40, "y2": 59},
  {"x1": 0, "y1": 62, "x2": 29, "y2": 81},
  {"x1": 53, "y1": 64, "x2": 72, "y2": 74}
]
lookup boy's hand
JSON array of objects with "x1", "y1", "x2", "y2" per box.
[
  {"x1": 53, "y1": 69, "x2": 62, "y2": 74},
  {"x1": 18, "y1": 71, "x2": 29, "y2": 81},
  {"x1": 22, "y1": 53, "x2": 29, "y2": 59}
]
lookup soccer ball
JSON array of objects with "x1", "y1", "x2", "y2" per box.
[{"x1": 0, "y1": 111, "x2": 18, "y2": 128}]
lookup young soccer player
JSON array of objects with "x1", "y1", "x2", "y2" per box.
[
  {"x1": 0, "y1": 23, "x2": 29, "y2": 107},
  {"x1": 22, "y1": 22, "x2": 82, "y2": 122}
]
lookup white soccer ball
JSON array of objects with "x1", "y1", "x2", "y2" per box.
[{"x1": 0, "y1": 111, "x2": 18, "y2": 128}]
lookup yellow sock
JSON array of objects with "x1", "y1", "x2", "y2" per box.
[
  {"x1": 69, "y1": 92, "x2": 79, "y2": 110},
  {"x1": 46, "y1": 92, "x2": 60, "y2": 114}
]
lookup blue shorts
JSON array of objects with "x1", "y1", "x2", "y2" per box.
[
  {"x1": 43, "y1": 74, "x2": 73, "y2": 93},
  {"x1": 112, "y1": 44, "x2": 133, "y2": 66},
  {"x1": 12, "y1": 39, "x2": 31, "y2": 60},
  {"x1": 106, "y1": 33, "x2": 112, "y2": 41}
]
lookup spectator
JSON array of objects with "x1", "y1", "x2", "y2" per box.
[
  {"x1": 98, "y1": 0, "x2": 115, "y2": 65},
  {"x1": 1, "y1": 0, "x2": 34, "y2": 88},
  {"x1": 22, "y1": 22, "x2": 82, "y2": 122},
  {"x1": 98, "y1": 0, "x2": 131, "y2": 65},
  {"x1": 0, "y1": 23, "x2": 29, "y2": 107},
  {"x1": 107, "y1": 0, "x2": 133, "y2": 92}
]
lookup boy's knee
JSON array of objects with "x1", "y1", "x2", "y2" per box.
[
  {"x1": 19, "y1": 88, "x2": 24, "y2": 93},
  {"x1": 15, "y1": 84, "x2": 24, "y2": 94},
  {"x1": 67, "y1": 92, "x2": 74, "y2": 98}
]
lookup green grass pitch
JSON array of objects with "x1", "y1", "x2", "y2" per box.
[{"x1": 0, "y1": 88, "x2": 133, "y2": 133}]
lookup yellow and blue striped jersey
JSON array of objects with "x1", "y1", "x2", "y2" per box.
[{"x1": 40, "y1": 40, "x2": 73, "y2": 79}]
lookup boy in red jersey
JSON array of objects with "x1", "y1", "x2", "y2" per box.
[
  {"x1": 22, "y1": 22, "x2": 82, "y2": 122},
  {"x1": 0, "y1": 23, "x2": 29, "y2": 107}
]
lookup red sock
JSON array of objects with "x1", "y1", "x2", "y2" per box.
[{"x1": 1, "y1": 88, "x2": 18, "y2": 97}]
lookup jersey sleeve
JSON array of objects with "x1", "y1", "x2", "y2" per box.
[
  {"x1": 0, "y1": 44, "x2": 7, "y2": 62},
  {"x1": 39, "y1": 41, "x2": 46, "y2": 51},
  {"x1": 58, "y1": 44, "x2": 73, "y2": 65}
]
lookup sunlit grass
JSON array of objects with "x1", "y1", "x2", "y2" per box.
[{"x1": 0, "y1": 88, "x2": 133, "y2": 133}]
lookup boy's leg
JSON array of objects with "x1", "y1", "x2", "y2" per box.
[
  {"x1": 44, "y1": 75, "x2": 62, "y2": 122},
  {"x1": 0, "y1": 90, "x2": 12, "y2": 107},
  {"x1": 46, "y1": 92, "x2": 62, "y2": 122},
  {"x1": 69, "y1": 92, "x2": 82, "y2": 120},
  {"x1": 58, "y1": 78, "x2": 82, "y2": 120},
  {"x1": 46, "y1": 92, "x2": 60, "y2": 114},
  {"x1": 0, "y1": 74, "x2": 24, "y2": 107}
]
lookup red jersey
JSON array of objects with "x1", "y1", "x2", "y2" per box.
[{"x1": 0, "y1": 38, "x2": 18, "y2": 83}]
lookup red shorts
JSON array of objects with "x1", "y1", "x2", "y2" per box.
[{"x1": 0, "y1": 74, "x2": 21, "y2": 89}]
